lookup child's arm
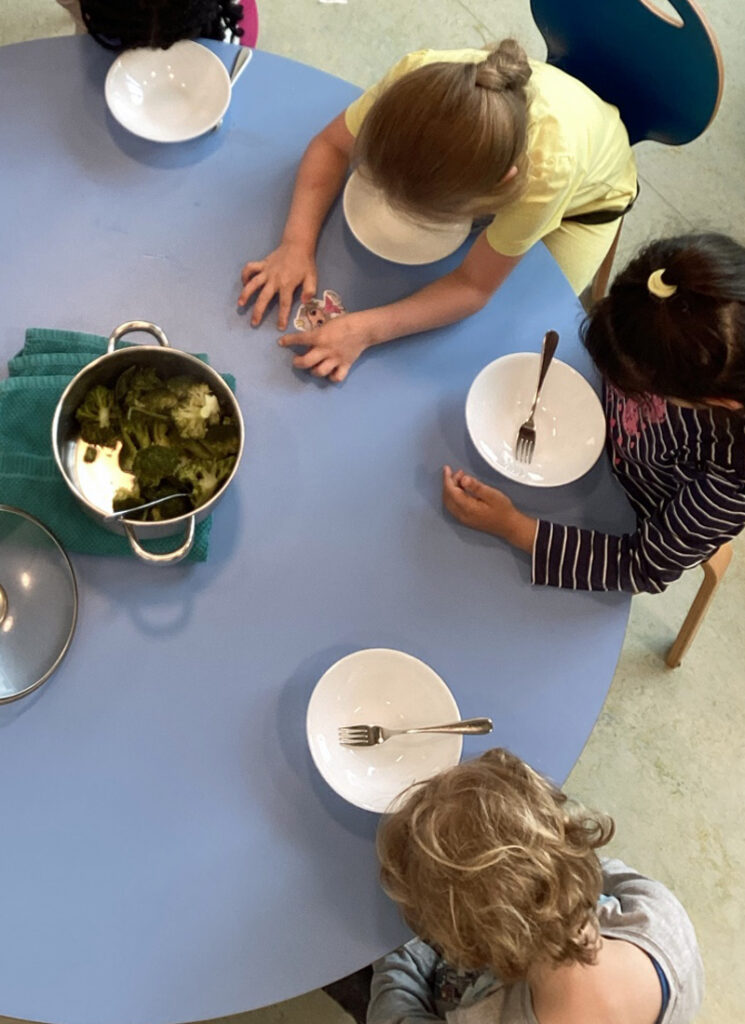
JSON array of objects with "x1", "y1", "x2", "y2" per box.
[
  {"x1": 443, "y1": 466, "x2": 745, "y2": 593},
  {"x1": 277, "y1": 234, "x2": 522, "y2": 382},
  {"x1": 368, "y1": 939, "x2": 442, "y2": 1024},
  {"x1": 442, "y1": 467, "x2": 537, "y2": 553},
  {"x1": 238, "y1": 113, "x2": 354, "y2": 330}
]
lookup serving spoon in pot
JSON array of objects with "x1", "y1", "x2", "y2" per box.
[{"x1": 104, "y1": 493, "x2": 191, "y2": 522}]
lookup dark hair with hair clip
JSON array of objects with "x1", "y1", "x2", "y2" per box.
[
  {"x1": 583, "y1": 233, "x2": 745, "y2": 405},
  {"x1": 79, "y1": 0, "x2": 244, "y2": 50}
]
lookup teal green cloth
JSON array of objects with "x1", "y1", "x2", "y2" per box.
[{"x1": 0, "y1": 329, "x2": 236, "y2": 562}]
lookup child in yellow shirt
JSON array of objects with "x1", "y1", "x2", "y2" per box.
[{"x1": 239, "y1": 40, "x2": 637, "y2": 382}]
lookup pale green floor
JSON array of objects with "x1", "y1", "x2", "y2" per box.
[{"x1": 1, "y1": 2, "x2": 744, "y2": 1023}]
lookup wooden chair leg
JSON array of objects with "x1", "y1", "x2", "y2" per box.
[
  {"x1": 665, "y1": 542, "x2": 734, "y2": 668},
  {"x1": 590, "y1": 220, "x2": 624, "y2": 305}
]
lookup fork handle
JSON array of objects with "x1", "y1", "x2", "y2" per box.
[
  {"x1": 230, "y1": 46, "x2": 253, "y2": 84},
  {"x1": 402, "y1": 718, "x2": 493, "y2": 736},
  {"x1": 528, "y1": 330, "x2": 559, "y2": 418}
]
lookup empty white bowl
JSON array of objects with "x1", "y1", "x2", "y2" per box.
[
  {"x1": 343, "y1": 170, "x2": 472, "y2": 265},
  {"x1": 105, "y1": 41, "x2": 231, "y2": 143},
  {"x1": 306, "y1": 648, "x2": 462, "y2": 813},
  {"x1": 465, "y1": 353, "x2": 606, "y2": 487}
]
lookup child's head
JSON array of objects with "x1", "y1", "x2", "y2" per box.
[
  {"x1": 584, "y1": 233, "x2": 745, "y2": 408},
  {"x1": 377, "y1": 748, "x2": 614, "y2": 981},
  {"x1": 80, "y1": 0, "x2": 245, "y2": 50},
  {"x1": 354, "y1": 41, "x2": 532, "y2": 222}
]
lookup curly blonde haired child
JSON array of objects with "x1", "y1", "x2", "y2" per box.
[{"x1": 368, "y1": 749, "x2": 702, "y2": 1024}]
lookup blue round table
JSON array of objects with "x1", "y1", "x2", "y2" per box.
[{"x1": 0, "y1": 37, "x2": 632, "y2": 1024}]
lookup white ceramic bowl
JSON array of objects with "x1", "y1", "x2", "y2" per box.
[
  {"x1": 306, "y1": 648, "x2": 462, "y2": 813},
  {"x1": 466, "y1": 353, "x2": 606, "y2": 487},
  {"x1": 343, "y1": 170, "x2": 472, "y2": 265},
  {"x1": 105, "y1": 41, "x2": 231, "y2": 143}
]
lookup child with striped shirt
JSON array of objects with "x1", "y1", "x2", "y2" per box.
[{"x1": 443, "y1": 233, "x2": 745, "y2": 593}]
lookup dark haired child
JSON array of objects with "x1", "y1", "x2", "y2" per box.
[
  {"x1": 56, "y1": 0, "x2": 245, "y2": 49},
  {"x1": 239, "y1": 41, "x2": 636, "y2": 382},
  {"x1": 443, "y1": 233, "x2": 745, "y2": 593}
]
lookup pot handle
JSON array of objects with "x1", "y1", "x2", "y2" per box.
[
  {"x1": 123, "y1": 515, "x2": 196, "y2": 566},
  {"x1": 108, "y1": 321, "x2": 171, "y2": 353}
]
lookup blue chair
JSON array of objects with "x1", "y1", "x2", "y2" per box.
[
  {"x1": 529, "y1": 0, "x2": 723, "y2": 146},
  {"x1": 531, "y1": 0, "x2": 723, "y2": 298}
]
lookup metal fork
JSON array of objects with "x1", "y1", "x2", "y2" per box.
[
  {"x1": 514, "y1": 330, "x2": 559, "y2": 463},
  {"x1": 212, "y1": 47, "x2": 253, "y2": 132},
  {"x1": 338, "y1": 717, "x2": 493, "y2": 747}
]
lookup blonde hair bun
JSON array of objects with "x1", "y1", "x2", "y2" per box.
[{"x1": 476, "y1": 39, "x2": 532, "y2": 92}]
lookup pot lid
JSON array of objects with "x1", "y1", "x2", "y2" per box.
[{"x1": 0, "y1": 506, "x2": 78, "y2": 703}]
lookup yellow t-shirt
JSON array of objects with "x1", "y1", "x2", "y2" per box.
[{"x1": 344, "y1": 48, "x2": 638, "y2": 257}]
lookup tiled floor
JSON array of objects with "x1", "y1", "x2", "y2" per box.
[{"x1": 1, "y1": 2, "x2": 744, "y2": 1023}]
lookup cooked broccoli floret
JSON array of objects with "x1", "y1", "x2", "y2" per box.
[
  {"x1": 152, "y1": 418, "x2": 177, "y2": 447},
  {"x1": 75, "y1": 366, "x2": 237, "y2": 508},
  {"x1": 170, "y1": 382, "x2": 221, "y2": 439},
  {"x1": 165, "y1": 376, "x2": 199, "y2": 400},
  {"x1": 118, "y1": 426, "x2": 138, "y2": 474},
  {"x1": 112, "y1": 484, "x2": 141, "y2": 515},
  {"x1": 75, "y1": 385, "x2": 120, "y2": 446},
  {"x1": 143, "y1": 484, "x2": 193, "y2": 521},
  {"x1": 132, "y1": 445, "x2": 182, "y2": 489},
  {"x1": 119, "y1": 366, "x2": 163, "y2": 409},
  {"x1": 144, "y1": 386, "x2": 179, "y2": 414},
  {"x1": 202, "y1": 422, "x2": 241, "y2": 458},
  {"x1": 123, "y1": 409, "x2": 157, "y2": 451},
  {"x1": 176, "y1": 456, "x2": 235, "y2": 508},
  {"x1": 126, "y1": 387, "x2": 180, "y2": 424}
]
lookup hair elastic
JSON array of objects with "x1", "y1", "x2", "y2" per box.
[{"x1": 647, "y1": 269, "x2": 677, "y2": 299}]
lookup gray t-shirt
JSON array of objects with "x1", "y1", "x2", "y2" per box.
[{"x1": 368, "y1": 858, "x2": 703, "y2": 1024}]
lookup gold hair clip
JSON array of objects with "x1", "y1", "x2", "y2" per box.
[{"x1": 647, "y1": 269, "x2": 677, "y2": 298}]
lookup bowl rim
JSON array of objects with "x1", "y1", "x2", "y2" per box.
[
  {"x1": 104, "y1": 40, "x2": 232, "y2": 143},
  {"x1": 465, "y1": 352, "x2": 606, "y2": 488},
  {"x1": 305, "y1": 647, "x2": 462, "y2": 812},
  {"x1": 342, "y1": 171, "x2": 472, "y2": 266}
]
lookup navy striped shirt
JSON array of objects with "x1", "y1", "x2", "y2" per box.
[{"x1": 532, "y1": 384, "x2": 745, "y2": 593}]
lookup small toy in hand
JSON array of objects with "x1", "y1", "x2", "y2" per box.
[{"x1": 293, "y1": 289, "x2": 346, "y2": 331}]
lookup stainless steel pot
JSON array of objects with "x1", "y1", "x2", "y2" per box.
[{"x1": 51, "y1": 320, "x2": 244, "y2": 565}]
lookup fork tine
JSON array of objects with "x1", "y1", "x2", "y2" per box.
[
  {"x1": 338, "y1": 728, "x2": 373, "y2": 747},
  {"x1": 515, "y1": 429, "x2": 535, "y2": 463},
  {"x1": 337, "y1": 725, "x2": 370, "y2": 739}
]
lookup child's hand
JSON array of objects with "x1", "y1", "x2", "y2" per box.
[
  {"x1": 442, "y1": 466, "x2": 537, "y2": 552},
  {"x1": 238, "y1": 242, "x2": 317, "y2": 330},
  {"x1": 278, "y1": 312, "x2": 375, "y2": 383}
]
